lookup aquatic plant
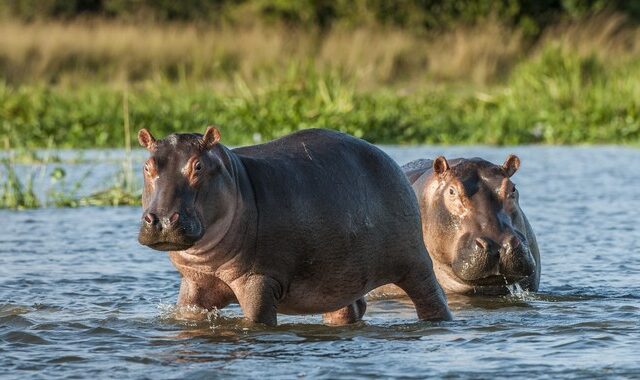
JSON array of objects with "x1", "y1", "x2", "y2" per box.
[
  {"x1": 0, "y1": 92, "x2": 142, "y2": 209},
  {"x1": 0, "y1": 160, "x2": 40, "y2": 209},
  {"x1": 0, "y1": 156, "x2": 142, "y2": 209}
]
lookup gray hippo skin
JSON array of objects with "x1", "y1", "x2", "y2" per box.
[
  {"x1": 137, "y1": 127, "x2": 451, "y2": 326},
  {"x1": 377, "y1": 155, "x2": 540, "y2": 296}
]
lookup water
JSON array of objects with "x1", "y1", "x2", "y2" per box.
[{"x1": 1, "y1": 146, "x2": 639, "y2": 379}]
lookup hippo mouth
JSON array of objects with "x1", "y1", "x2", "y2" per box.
[
  {"x1": 138, "y1": 213, "x2": 204, "y2": 252},
  {"x1": 459, "y1": 274, "x2": 527, "y2": 287},
  {"x1": 138, "y1": 230, "x2": 201, "y2": 252},
  {"x1": 147, "y1": 241, "x2": 195, "y2": 251}
]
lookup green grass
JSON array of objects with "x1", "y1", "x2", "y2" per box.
[
  {"x1": 0, "y1": 102, "x2": 141, "y2": 209},
  {"x1": 2, "y1": 47, "x2": 639, "y2": 149},
  {"x1": 0, "y1": 157, "x2": 141, "y2": 209},
  {"x1": 0, "y1": 160, "x2": 40, "y2": 209},
  {"x1": 1, "y1": 46, "x2": 640, "y2": 209}
]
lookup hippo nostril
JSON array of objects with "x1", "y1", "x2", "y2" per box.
[
  {"x1": 144, "y1": 213, "x2": 158, "y2": 226},
  {"x1": 503, "y1": 235, "x2": 521, "y2": 252},
  {"x1": 475, "y1": 238, "x2": 490, "y2": 252},
  {"x1": 169, "y1": 212, "x2": 180, "y2": 225}
]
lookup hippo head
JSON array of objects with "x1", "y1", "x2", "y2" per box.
[
  {"x1": 137, "y1": 127, "x2": 234, "y2": 251},
  {"x1": 422, "y1": 155, "x2": 536, "y2": 289}
]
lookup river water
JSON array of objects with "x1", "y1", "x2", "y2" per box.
[{"x1": 1, "y1": 146, "x2": 639, "y2": 379}]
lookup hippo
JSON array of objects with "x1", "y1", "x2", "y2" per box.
[
  {"x1": 137, "y1": 127, "x2": 451, "y2": 326},
  {"x1": 377, "y1": 155, "x2": 540, "y2": 297}
]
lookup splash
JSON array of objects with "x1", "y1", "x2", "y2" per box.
[
  {"x1": 157, "y1": 303, "x2": 221, "y2": 325},
  {"x1": 155, "y1": 304, "x2": 250, "y2": 334},
  {"x1": 504, "y1": 281, "x2": 537, "y2": 301},
  {"x1": 506, "y1": 282, "x2": 525, "y2": 296}
]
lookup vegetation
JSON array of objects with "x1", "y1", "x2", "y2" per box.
[
  {"x1": 1, "y1": 2, "x2": 639, "y2": 208},
  {"x1": 2, "y1": 0, "x2": 638, "y2": 35},
  {"x1": 1, "y1": 12, "x2": 639, "y2": 149},
  {"x1": 0, "y1": 109, "x2": 140, "y2": 209},
  {"x1": 0, "y1": 160, "x2": 40, "y2": 209},
  {"x1": 2, "y1": 44, "x2": 639, "y2": 148},
  {"x1": 0, "y1": 158, "x2": 141, "y2": 209}
]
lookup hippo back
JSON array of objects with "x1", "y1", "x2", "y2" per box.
[{"x1": 231, "y1": 129, "x2": 426, "y2": 303}]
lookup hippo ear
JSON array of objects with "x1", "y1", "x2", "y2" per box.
[
  {"x1": 433, "y1": 156, "x2": 450, "y2": 176},
  {"x1": 202, "y1": 126, "x2": 221, "y2": 150},
  {"x1": 502, "y1": 154, "x2": 521, "y2": 177},
  {"x1": 138, "y1": 128, "x2": 156, "y2": 151}
]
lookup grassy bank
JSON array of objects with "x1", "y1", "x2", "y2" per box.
[
  {"x1": 2, "y1": 45, "x2": 640, "y2": 148},
  {"x1": 1, "y1": 15, "x2": 639, "y2": 148},
  {"x1": 1, "y1": 13, "x2": 640, "y2": 209}
]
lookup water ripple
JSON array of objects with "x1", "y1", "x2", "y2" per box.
[{"x1": 0, "y1": 146, "x2": 639, "y2": 379}]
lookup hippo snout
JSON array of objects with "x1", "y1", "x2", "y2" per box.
[
  {"x1": 452, "y1": 233, "x2": 534, "y2": 285},
  {"x1": 451, "y1": 234, "x2": 501, "y2": 282},
  {"x1": 499, "y1": 236, "x2": 536, "y2": 279},
  {"x1": 138, "y1": 209, "x2": 203, "y2": 251},
  {"x1": 143, "y1": 211, "x2": 180, "y2": 229}
]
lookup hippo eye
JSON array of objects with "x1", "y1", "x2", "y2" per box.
[
  {"x1": 194, "y1": 161, "x2": 202, "y2": 172},
  {"x1": 449, "y1": 187, "x2": 456, "y2": 196},
  {"x1": 512, "y1": 185, "x2": 517, "y2": 193}
]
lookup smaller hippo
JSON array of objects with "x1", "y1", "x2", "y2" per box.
[
  {"x1": 137, "y1": 127, "x2": 451, "y2": 326},
  {"x1": 380, "y1": 155, "x2": 540, "y2": 296}
]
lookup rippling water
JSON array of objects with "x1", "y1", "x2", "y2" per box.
[{"x1": 1, "y1": 146, "x2": 639, "y2": 379}]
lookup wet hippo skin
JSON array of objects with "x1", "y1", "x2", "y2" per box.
[
  {"x1": 376, "y1": 156, "x2": 540, "y2": 297},
  {"x1": 137, "y1": 127, "x2": 452, "y2": 326}
]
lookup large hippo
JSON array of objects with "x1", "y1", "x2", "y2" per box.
[
  {"x1": 137, "y1": 127, "x2": 451, "y2": 325},
  {"x1": 378, "y1": 155, "x2": 540, "y2": 296}
]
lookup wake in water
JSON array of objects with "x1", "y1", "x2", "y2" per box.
[
  {"x1": 155, "y1": 303, "x2": 266, "y2": 333},
  {"x1": 157, "y1": 304, "x2": 221, "y2": 324}
]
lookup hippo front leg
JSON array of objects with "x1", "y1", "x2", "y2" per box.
[
  {"x1": 177, "y1": 276, "x2": 236, "y2": 310},
  {"x1": 234, "y1": 275, "x2": 281, "y2": 326},
  {"x1": 322, "y1": 298, "x2": 367, "y2": 325}
]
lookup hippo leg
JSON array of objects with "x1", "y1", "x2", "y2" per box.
[
  {"x1": 322, "y1": 298, "x2": 367, "y2": 325},
  {"x1": 236, "y1": 275, "x2": 280, "y2": 326},
  {"x1": 177, "y1": 277, "x2": 235, "y2": 310},
  {"x1": 395, "y1": 263, "x2": 452, "y2": 321}
]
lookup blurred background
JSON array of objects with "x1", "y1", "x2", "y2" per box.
[
  {"x1": 1, "y1": 0, "x2": 640, "y2": 208},
  {"x1": 1, "y1": 0, "x2": 639, "y2": 148}
]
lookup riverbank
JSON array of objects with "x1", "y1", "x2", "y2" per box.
[
  {"x1": 1, "y1": 14, "x2": 640, "y2": 148},
  {"x1": 3, "y1": 45, "x2": 639, "y2": 149}
]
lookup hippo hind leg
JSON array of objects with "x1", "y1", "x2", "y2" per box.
[
  {"x1": 395, "y1": 262, "x2": 452, "y2": 321},
  {"x1": 322, "y1": 298, "x2": 367, "y2": 325}
]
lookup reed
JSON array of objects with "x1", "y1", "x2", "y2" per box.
[
  {"x1": 0, "y1": 92, "x2": 141, "y2": 209},
  {"x1": 0, "y1": 160, "x2": 40, "y2": 209},
  {"x1": 0, "y1": 19, "x2": 530, "y2": 87}
]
